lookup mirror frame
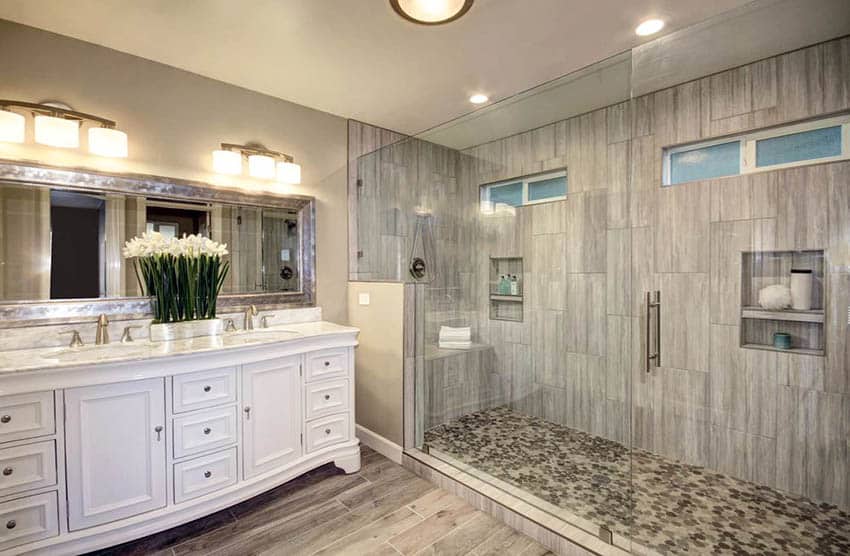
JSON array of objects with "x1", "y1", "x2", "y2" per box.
[{"x1": 0, "y1": 159, "x2": 315, "y2": 326}]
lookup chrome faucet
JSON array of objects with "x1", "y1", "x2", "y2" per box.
[
  {"x1": 95, "y1": 314, "x2": 110, "y2": 345},
  {"x1": 243, "y1": 305, "x2": 258, "y2": 331}
]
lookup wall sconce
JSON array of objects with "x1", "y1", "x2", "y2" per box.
[
  {"x1": 212, "y1": 143, "x2": 302, "y2": 184},
  {"x1": 0, "y1": 100, "x2": 128, "y2": 157}
]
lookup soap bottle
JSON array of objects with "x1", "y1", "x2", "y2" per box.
[{"x1": 510, "y1": 275, "x2": 519, "y2": 296}]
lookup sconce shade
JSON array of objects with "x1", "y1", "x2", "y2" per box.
[
  {"x1": 34, "y1": 115, "x2": 79, "y2": 148},
  {"x1": 212, "y1": 149, "x2": 242, "y2": 175},
  {"x1": 0, "y1": 110, "x2": 25, "y2": 143},
  {"x1": 88, "y1": 127, "x2": 128, "y2": 157},
  {"x1": 248, "y1": 154, "x2": 276, "y2": 179},
  {"x1": 276, "y1": 161, "x2": 302, "y2": 184}
]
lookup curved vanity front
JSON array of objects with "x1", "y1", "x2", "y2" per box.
[{"x1": 0, "y1": 321, "x2": 360, "y2": 555}]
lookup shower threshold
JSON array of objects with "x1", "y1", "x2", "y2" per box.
[{"x1": 423, "y1": 406, "x2": 850, "y2": 555}]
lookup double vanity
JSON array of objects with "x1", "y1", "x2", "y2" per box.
[{"x1": 0, "y1": 319, "x2": 359, "y2": 555}]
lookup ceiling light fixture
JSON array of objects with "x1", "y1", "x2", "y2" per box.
[
  {"x1": 635, "y1": 18, "x2": 665, "y2": 36},
  {"x1": 469, "y1": 93, "x2": 489, "y2": 104},
  {"x1": 390, "y1": 0, "x2": 474, "y2": 25},
  {"x1": 0, "y1": 99, "x2": 128, "y2": 156},
  {"x1": 213, "y1": 143, "x2": 302, "y2": 184}
]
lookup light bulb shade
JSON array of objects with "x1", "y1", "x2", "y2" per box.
[
  {"x1": 212, "y1": 149, "x2": 242, "y2": 175},
  {"x1": 34, "y1": 115, "x2": 80, "y2": 148},
  {"x1": 88, "y1": 127, "x2": 128, "y2": 157},
  {"x1": 276, "y1": 161, "x2": 301, "y2": 184},
  {"x1": 248, "y1": 154, "x2": 276, "y2": 179},
  {"x1": 391, "y1": 0, "x2": 473, "y2": 24},
  {"x1": 0, "y1": 110, "x2": 25, "y2": 143}
]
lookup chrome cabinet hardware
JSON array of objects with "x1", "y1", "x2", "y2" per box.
[
  {"x1": 65, "y1": 330, "x2": 84, "y2": 348},
  {"x1": 203, "y1": 385, "x2": 212, "y2": 392},
  {"x1": 0, "y1": 415, "x2": 10, "y2": 424},
  {"x1": 154, "y1": 425, "x2": 163, "y2": 441},
  {"x1": 324, "y1": 361, "x2": 330, "y2": 367},
  {"x1": 2, "y1": 467, "x2": 12, "y2": 476},
  {"x1": 203, "y1": 427, "x2": 212, "y2": 435},
  {"x1": 325, "y1": 428, "x2": 331, "y2": 435},
  {"x1": 645, "y1": 291, "x2": 661, "y2": 373},
  {"x1": 120, "y1": 325, "x2": 142, "y2": 343},
  {"x1": 204, "y1": 470, "x2": 212, "y2": 478},
  {"x1": 6, "y1": 519, "x2": 15, "y2": 529},
  {"x1": 243, "y1": 406, "x2": 251, "y2": 420}
]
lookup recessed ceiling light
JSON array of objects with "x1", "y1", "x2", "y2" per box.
[
  {"x1": 469, "y1": 94, "x2": 489, "y2": 104},
  {"x1": 390, "y1": 0, "x2": 474, "y2": 25},
  {"x1": 635, "y1": 18, "x2": 665, "y2": 36}
]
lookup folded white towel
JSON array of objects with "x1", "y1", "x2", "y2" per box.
[
  {"x1": 439, "y1": 326, "x2": 471, "y2": 340},
  {"x1": 439, "y1": 341, "x2": 472, "y2": 350}
]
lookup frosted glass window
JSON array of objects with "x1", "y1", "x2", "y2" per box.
[
  {"x1": 489, "y1": 182, "x2": 523, "y2": 207},
  {"x1": 756, "y1": 126, "x2": 842, "y2": 167},
  {"x1": 528, "y1": 176, "x2": 567, "y2": 201},
  {"x1": 669, "y1": 141, "x2": 740, "y2": 185}
]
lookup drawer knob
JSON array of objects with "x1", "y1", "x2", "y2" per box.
[
  {"x1": 2, "y1": 467, "x2": 12, "y2": 476},
  {"x1": 324, "y1": 361, "x2": 330, "y2": 367},
  {"x1": 0, "y1": 415, "x2": 10, "y2": 424},
  {"x1": 204, "y1": 470, "x2": 212, "y2": 478},
  {"x1": 203, "y1": 385, "x2": 212, "y2": 392},
  {"x1": 324, "y1": 394, "x2": 331, "y2": 401},
  {"x1": 325, "y1": 428, "x2": 332, "y2": 435},
  {"x1": 6, "y1": 520, "x2": 15, "y2": 530},
  {"x1": 203, "y1": 427, "x2": 212, "y2": 435}
]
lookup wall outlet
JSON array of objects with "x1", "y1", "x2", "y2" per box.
[{"x1": 359, "y1": 293, "x2": 370, "y2": 306}]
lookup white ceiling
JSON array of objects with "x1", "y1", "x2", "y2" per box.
[{"x1": 0, "y1": 0, "x2": 752, "y2": 135}]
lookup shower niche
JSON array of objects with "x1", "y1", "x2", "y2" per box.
[
  {"x1": 740, "y1": 249, "x2": 825, "y2": 355},
  {"x1": 489, "y1": 256, "x2": 523, "y2": 322}
]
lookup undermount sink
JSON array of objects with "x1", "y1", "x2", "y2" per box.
[
  {"x1": 40, "y1": 344, "x2": 151, "y2": 362},
  {"x1": 223, "y1": 329, "x2": 302, "y2": 344}
]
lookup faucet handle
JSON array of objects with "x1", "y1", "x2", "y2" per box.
[
  {"x1": 120, "y1": 325, "x2": 143, "y2": 343},
  {"x1": 260, "y1": 314, "x2": 276, "y2": 328},
  {"x1": 65, "y1": 330, "x2": 84, "y2": 348},
  {"x1": 250, "y1": 304, "x2": 258, "y2": 316},
  {"x1": 224, "y1": 318, "x2": 237, "y2": 332}
]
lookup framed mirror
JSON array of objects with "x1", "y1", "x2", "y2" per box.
[{"x1": 0, "y1": 159, "x2": 314, "y2": 324}]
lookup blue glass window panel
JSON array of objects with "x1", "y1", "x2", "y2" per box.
[
  {"x1": 528, "y1": 176, "x2": 567, "y2": 201},
  {"x1": 488, "y1": 182, "x2": 523, "y2": 207},
  {"x1": 669, "y1": 141, "x2": 740, "y2": 185},
  {"x1": 756, "y1": 126, "x2": 842, "y2": 167}
]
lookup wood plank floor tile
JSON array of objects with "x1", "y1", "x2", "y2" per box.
[
  {"x1": 386, "y1": 499, "x2": 478, "y2": 555},
  {"x1": 413, "y1": 511, "x2": 502, "y2": 555},
  {"x1": 312, "y1": 507, "x2": 422, "y2": 555}
]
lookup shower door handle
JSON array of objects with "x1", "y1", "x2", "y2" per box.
[{"x1": 645, "y1": 291, "x2": 661, "y2": 373}]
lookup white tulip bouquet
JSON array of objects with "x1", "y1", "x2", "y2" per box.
[{"x1": 123, "y1": 232, "x2": 230, "y2": 323}]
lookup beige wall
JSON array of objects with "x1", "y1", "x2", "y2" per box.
[
  {"x1": 347, "y1": 281, "x2": 404, "y2": 446},
  {"x1": 0, "y1": 20, "x2": 349, "y2": 322}
]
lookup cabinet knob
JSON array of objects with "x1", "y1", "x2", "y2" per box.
[
  {"x1": 0, "y1": 415, "x2": 10, "y2": 424},
  {"x1": 325, "y1": 428, "x2": 332, "y2": 435},
  {"x1": 204, "y1": 471, "x2": 212, "y2": 479},
  {"x1": 203, "y1": 385, "x2": 212, "y2": 392},
  {"x1": 203, "y1": 427, "x2": 212, "y2": 435},
  {"x1": 243, "y1": 406, "x2": 251, "y2": 420},
  {"x1": 2, "y1": 467, "x2": 12, "y2": 476},
  {"x1": 324, "y1": 361, "x2": 330, "y2": 367},
  {"x1": 6, "y1": 520, "x2": 15, "y2": 530},
  {"x1": 154, "y1": 425, "x2": 163, "y2": 441},
  {"x1": 324, "y1": 394, "x2": 331, "y2": 401}
]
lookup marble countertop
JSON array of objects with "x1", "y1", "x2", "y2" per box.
[{"x1": 0, "y1": 321, "x2": 359, "y2": 375}]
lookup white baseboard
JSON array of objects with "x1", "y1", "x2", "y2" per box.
[{"x1": 356, "y1": 424, "x2": 403, "y2": 464}]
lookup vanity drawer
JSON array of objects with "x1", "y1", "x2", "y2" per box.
[
  {"x1": 0, "y1": 392, "x2": 55, "y2": 444},
  {"x1": 173, "y1": 406, "x2": 238, "y2": 459},
  {"x1": 173, "y1": 448, "x2": 237, "y2": 504},
  {"x1": 305, "y1": 349, "x2": 349, "y2": 382},
  {"x1": 305, "y1": 379, "x2": 349, "y2": 420},
  {"x1": 172, "y1": 367, "x2": 237, "y2": 413},
  {"x1": 305, "y1": 413, "x2": 350, "y2": 453},
  {"x1": 0, "y1": 492, "x2": 59, "y2": 551},
  {"x1": 0, "y1": 441, "x2": 57, "y2": 498}
]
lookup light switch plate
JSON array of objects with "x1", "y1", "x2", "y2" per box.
[{"x1": 359, "y1": 293, "x2": 370, "y2": 306}]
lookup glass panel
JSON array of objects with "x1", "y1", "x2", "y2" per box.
[
  {"x1": 488, "y1": 181, "x2": 523, "y2": 207},
  {"x1": 527, "y1": 175, "x2": 566, "y2": 201},
  {"x1": 756, "y1": 125, "x2": 842, "y2": 167},
  {"x1": 669, "y1": 141, "x2": 740, "y2": 184}
]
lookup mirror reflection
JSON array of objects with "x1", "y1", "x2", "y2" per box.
[{"x1": 0, "y1": 183, "x2": 301, "y2": 302}]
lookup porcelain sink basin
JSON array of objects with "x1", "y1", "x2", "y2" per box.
[
  {"x1": 40, "y1": 344, "x2": 151, "y2": 362},
  {"x1": 222, "y1": 329, "x2": 302, "y2": 345}
]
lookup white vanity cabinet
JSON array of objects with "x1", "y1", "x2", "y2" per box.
[
  {"x1": 0, "y1": 323, "x2": 359, "y2": 555},
  {"x1": 242, "y1": 355, "x2": 303, "y2": 479},
  {"x1": 64, "y1": 378, "x2": 168, "y2": 531}
]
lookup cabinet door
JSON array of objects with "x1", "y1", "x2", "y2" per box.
[
  {"x1": 65, "y1": 378, "x2": 167, "y2": 531},
  {"x1": 242, "y1": 356, "x2": 302, "y2": 479}
]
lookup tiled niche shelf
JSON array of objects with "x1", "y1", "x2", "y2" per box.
[
  {"x1": 740, "y1": 249, "x2": 825, "y2": 356},
  {"x1": 489, "y1": 257, "x2": 523, "y2": 322}
]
